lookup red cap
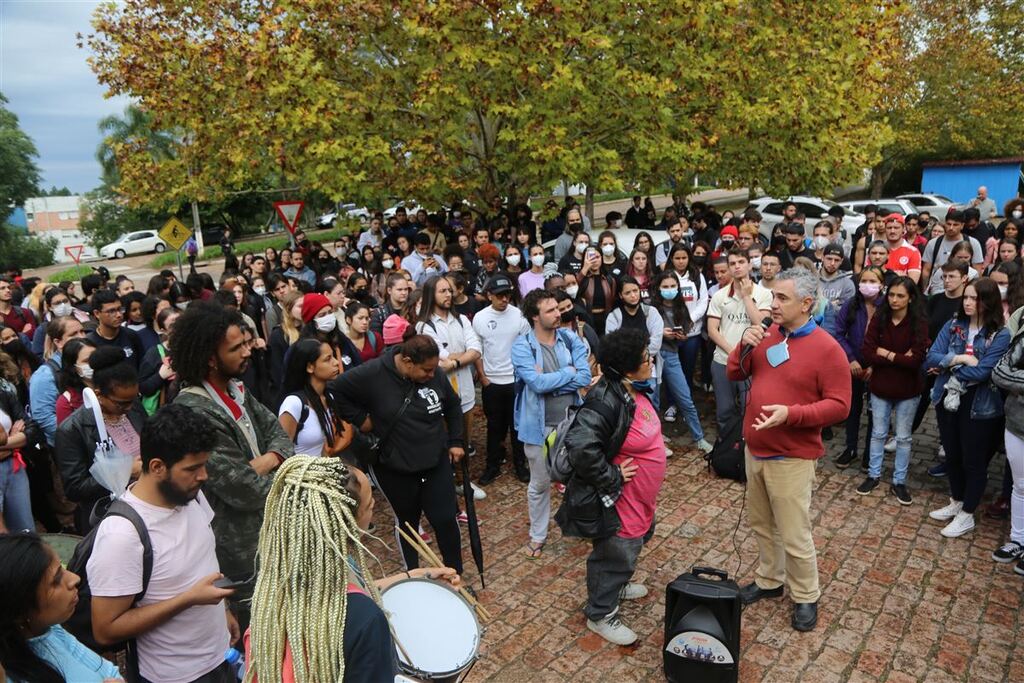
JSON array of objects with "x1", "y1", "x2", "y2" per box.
[
  {"x1": 884, "y1": 213, "x2": 905, "y2": 225},
  {"x1": 300, "y1": 293, "x2": 332, "y2": 323},
  {"x1": 720, "y1": 225, "x2": 739, "y2": 239}
]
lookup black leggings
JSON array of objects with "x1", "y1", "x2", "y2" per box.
[
  {"x1": 372, "y1": 457, "x2": 464, "y2": 574},
  {"x1": 935, "y1": 387, "x2": 1003, "y2": 514}
]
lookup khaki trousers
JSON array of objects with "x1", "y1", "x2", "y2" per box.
[{"x1": 745, "y1": 449, "x2": 820, "y2": 603}]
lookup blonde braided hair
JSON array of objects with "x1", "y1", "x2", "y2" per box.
[{"x1": 245, "y1": 456, "x2": 382, "y2": 682}]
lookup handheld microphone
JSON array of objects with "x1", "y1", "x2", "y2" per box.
[{"x1": 740, "y1": 316, "x2": 773, "y2": 364}]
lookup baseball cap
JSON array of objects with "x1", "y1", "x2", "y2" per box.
[
  {"x1": 884, "y1": 213, "x2": 905, "y2": 225},
  {"x1": 822, "y1": 244, "x2": 845, "y2": 258},
  {"x1": 484, "y1": 273, "x2": 514, "y2": 294}
]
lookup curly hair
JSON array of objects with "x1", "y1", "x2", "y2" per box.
[
  {"x1": 167, "y1": 302, "x2": 244, "y2": 387},
  {"x1": 140, "y1": 404, "x2": 216, "y2": 471},
  {"x1": 597, "y1": 328, "x2": 649, "y2": 378}
]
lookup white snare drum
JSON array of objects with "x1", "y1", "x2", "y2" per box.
[{"x1": 381, "y1": 578, "x2": 480, "y2": 681}]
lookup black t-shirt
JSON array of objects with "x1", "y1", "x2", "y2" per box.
[
  {"x1": 965, "y1": 223, "x2": 995, "y2": 248},
  {"x1": 341, "y1": 592, "x2": 398, "y2": 682},
  {"x1": 87, "y1": 326, "x2": 145, "y2": 369},
  {"x1": 926, "y1": 292, "x2": 962, "y2": 341}
]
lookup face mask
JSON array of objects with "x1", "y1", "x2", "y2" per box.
[
  {"x1": 382, "y1": 259, "x2": 394, "y2": 269},
  {"x1": 506, "y1": 254, "x2": 521, "y2": 267},
  {"x1": 1012, "y1": 210, "x2": 1022, "y2": 219},
  {"x1": 127, "y1": 323, "x2": 146, "y2": 332},
  {"x1": 661, "y1": 288, "x2": 679, "y2": 300},
  {"x1": 693, "y1": 255, "x2": 706, "y2": 267},
  {"x1": 565, "y1": 285, "x2": 579, "y2": 299},
  {"x1": 999, "y1": 284, "x2": 1009, "y2": 300},
  {"x1": 568, "y1": 222, "x2": 583, "y2": 233},
  {"x1": 720, "y1": 239, "x2": 735, "y2": 250},
  {"x1": 77, "y1": 363, "x2": 94, "y2": 380},
  {"x1": 337, "y1": 249, "x2": 348, "y2": 259},
  {"x1": 813, "y1": 236, "x2": 831, "y2": 250},
  {"x1": 315, "y1": 314, "x2": 337, "y2": 333},
  {"x1": 51, "y1": 302, "x2": 72, "y2": 318},
  {"x1": 575, "y1": 242, "x2": 588, "y2": 255},
  {"x1": 750, "y1": 256, "x2": 762, "y2": 269},
  {"x1": 601, "y1": 244, "x2": 616, "y2": 257},
  {"x1": 859, "y1": 282, "x2": 882, "y2": 298},
  {"x1": 630, "y1": 378, "x2": 655, "y2": 394},
  {"x1": 559, "y1": 310, "x2": 575, "y2": 324},
  {"x1": 175, "y1": 302, "x2": 189, "y2": 311},
  {"x1": 531, "y1": 254, "x2": 545, "y2": 268},
  {"x1": 253, "y1": 286, "x2": 266, "y2": 296}
]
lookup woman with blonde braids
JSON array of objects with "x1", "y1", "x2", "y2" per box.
[{"x1": 245, "y1": 456, "x2": 458, "y2": 682}]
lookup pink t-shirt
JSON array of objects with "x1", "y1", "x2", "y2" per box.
[{"x1": 611, "y1": 393, "x2": 667, "y2": 539}]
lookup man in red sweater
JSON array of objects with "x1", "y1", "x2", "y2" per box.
[{"x1": 727, "y1": 267, "x2": 851, "y2": 631}]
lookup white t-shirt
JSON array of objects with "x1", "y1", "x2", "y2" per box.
[
  {"x1": 472, "y1": 305, "x2": 530, "y2": 384},
  {"x1": 417, "y1": 312, "x2": 481, "y2": 412},
  {"x1": 707, "y1": 282, "x2": 773, "y2": 364},
  {"x1": 279, "y1": 394, "x2": 327, "y2": 456},
  {"x1": 87, "y1": 489, "x2": 228, "y2": 683}
]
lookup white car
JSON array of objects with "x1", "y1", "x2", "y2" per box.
[
  {"x1": 895, "y1": 193, "x2": 960, "y2": 217},
  {"x1": 383, "y1": 201, "x2": 421, "y2": 220},
  {"x1": 317, "y1": 203, "x2": 370, "y2": 226},
  {"x1": 98, "y1": 230, "x2": 167, "y2": 259},
  {"x1": 746, "y1": 196, "x2": 863, "y2": 245},
  {"x1": 839, "y1": 198, "x2": 917, "y2": 217}
]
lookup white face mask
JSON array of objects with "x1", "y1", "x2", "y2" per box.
[
  {"x1": 1013, "y1": 210, "x2": 1023, "y2": 219},
  {"x1": 575, "y1": 242, "x2": 588, "y2": 255},
  {"x1": 175, "y1": 302, "x2": 189, "y2": 311},
  {"x1": 506, "y1": 254, "x2": 521, "y2": 267},
  {"x1": 315, "y1": 314, "x2": 338, "y2": 333},
  {"x1": 382, "y1": 259, "x2": 395, "y2": 269},
  {"x1": 77, "y1": 363, "x2": 93, "y2": 380},
  {"x1": 812, "y1": 236, "x2": 831, "y2": 250},
  {"x1": 51, "y1": 302, "x2": 72, "y2": 318},
  {"x1": 751, "y1": 256, "x2": 762, "y2": 269},
  {"x1": 253, "y1": 286, "x2": 266, "y2": 296},
  {"x1": 530, "y1": 254, "x2": 545, "y2": 268},
  {"x1": 565, "y1": 285, "x2": 579, "y2": 299},
  {"x1": 601, "y1": 244, "x2": 616, "y2": 257},
  {"x1": 999, "y1": 284, "x2": 1009, "y2": 300}
]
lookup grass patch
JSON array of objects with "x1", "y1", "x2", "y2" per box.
[
  {"x1": 148, "y1": 223, "x2": 359, "y2": 269},
  {"x1": 47, "y1": 265, "x2": 93, "y2": 282}
]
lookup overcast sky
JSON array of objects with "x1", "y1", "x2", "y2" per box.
[{"x1": 1, "y1": 1, "x2": 130, "y2": 195}]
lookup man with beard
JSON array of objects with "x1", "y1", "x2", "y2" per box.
[
  {"x1": 170, "y1": 302, "x2": 293, "y2": 629},
  {"x1": 88, "y1": 404, "x2": 242, "y2": 682}
]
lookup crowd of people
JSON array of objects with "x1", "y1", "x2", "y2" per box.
[{"x1": 1, "y1": 190, "x2": 1024, "y2": 679}]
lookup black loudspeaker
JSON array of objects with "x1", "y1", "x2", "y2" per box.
[{"x1": 663, "y1": 566, "x2": 741, "y2": 683}]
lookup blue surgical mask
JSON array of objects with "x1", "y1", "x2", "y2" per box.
[
  {"x1": 630, "y1": 378, "x2": 655, "y2": 394},
  {"x1": 661, "y1": 289, "x2": 679, "y2": 300}
]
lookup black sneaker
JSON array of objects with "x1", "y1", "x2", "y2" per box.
[
  {"x1": 514, "y1": 466, "x2": 531, "y2": 483},
  {"x1": 860, "y1": 452, "x2": 870, "y2": 473},
  {"x1": 835, "y1": 448, "x2": 857, "y2": 469},
  {"x1": 466, "y1": 444, "x2": 478, "y2": 458},
  {"x1": 1015, "y1": 557, "x2": 1024, "y2": 577},
  {"x1": 992, "y1": 541, "x2": 1024, "y2": 563},
  {"x1": 478, "y1": 467, "x2": 501, "y2": 486},
  {"x1": 927, "y1": 462, "x2": 948, "y2": 477},
  {"x1": 890, "y1": 483, "x2": 912, "y2": 506},
  {"x1": 822, "y1": 426, "x2": 834, "y2": 441},
  {"x1": 856, "y1": 477, "x2": 879, "y2": 495}
]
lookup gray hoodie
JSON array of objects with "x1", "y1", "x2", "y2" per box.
[{"x1": 818, "y1": 268, "x2": 855, "y2": 312}]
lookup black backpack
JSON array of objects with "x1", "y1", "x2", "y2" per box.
[
  {"x1": 706, "y1": 416, "x2": 746, "y2": 482},
  {"x1": 65, "y1": 498, "x2": 153, "y2": 656}
]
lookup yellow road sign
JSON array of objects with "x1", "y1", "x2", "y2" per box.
[{"x1": 159, "y1": 217, "x2": 192, "y2": 251}]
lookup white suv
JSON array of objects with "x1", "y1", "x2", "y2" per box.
[
  {"x1": 839, "y1": 198, "x2": 917, "y2": 217},
  {"x1": 895, "y1": 193, "x2": 959, "y2": 217},
  {"x1": 746, "y1": 196, "x2": 863, "y2": 245}
]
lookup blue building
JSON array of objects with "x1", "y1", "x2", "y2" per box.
[{"x1": 921, "y1": 157, "x2": 1024, "y2": 215}]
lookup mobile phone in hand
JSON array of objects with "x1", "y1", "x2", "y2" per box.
[{"x1": 213, "y1": 577, "x2": 247, "y2": 590}]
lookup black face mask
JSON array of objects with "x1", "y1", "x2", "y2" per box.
[
  {"x1": 2, "y1": 339, "x2": 24, "y2": 355},
  {"x1": 568, "y1": 222, "x2": 583, "y2": 233},
  {"x1": 692, "y1": 255, "x2": 707, "y2": 267},
  {"x1": 560, "y1": 310, "x2": 576, "y2": 324},
  {"x1": 351, "y1": 289, "x2": 370, "y2": 301}
]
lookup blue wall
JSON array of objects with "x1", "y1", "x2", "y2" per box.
[
  {"x1": 5, "y1": 207, "x2": 28, "y2": 230},
  {"x1": 921, "y1": 162, "x2": 1021, "y2": 212}
]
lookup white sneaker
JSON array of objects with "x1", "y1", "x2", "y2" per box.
[
  {"x1": 929, "y1": 498, "x2": 963, "y2": 521},
  {"x1": 941, "y1": 510, "x2": 975, "y2": 538},
  {"x1": 586, "y1": 612, "x2": 638, "y2": 646},
  {"x1": 696, "y1": 438, "x2": 714, "y2": 454},
  {"x1": 884, "y1": 437, "x2": 897, "y2": 453},
  {"x1": 620, "y1": 583, "x2": 648, "y2": 600},
  {"x1": 664, "y1": 446, "x2": 674, "y2": 457},
  {"x1": 664, "y1": 406, "x2": 677, "y2": 422},
  {"x1": 470, "y1": 482, "x2": 486, "y2": 501},
  {"x1": 938, "y1": 445, "x2": 945, "y2": 458}
]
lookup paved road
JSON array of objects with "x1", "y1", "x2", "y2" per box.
[{"x1": 25, "y1": 188, "x2": 752, "y2": 285}]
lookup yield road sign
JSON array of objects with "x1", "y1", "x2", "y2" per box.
[
  {"x1": 274, "y1": 201, "x2": 305, "y2": 234},
  {"x1": 63, "y1": 245, "x2": 84, "y2": 264},
  {"x1": 159, "y1": 217, "x2": 192, "y2": 251}
]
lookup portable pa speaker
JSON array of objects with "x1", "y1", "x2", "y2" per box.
[{"x1": 664, "y1": 566, "x2": 741, "y2": 683}]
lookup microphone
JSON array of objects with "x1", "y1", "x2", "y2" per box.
[{"x1": 740, "y1": 316, "x2": 773, "y2": 362}]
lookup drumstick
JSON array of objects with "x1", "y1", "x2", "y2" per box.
[{"x1": 398, "y1": 524, "x2": 492, "y2": 621}]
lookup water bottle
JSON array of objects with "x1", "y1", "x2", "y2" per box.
[{"x1": 224, "y1": 647, "x2": 245, "y2": 681}]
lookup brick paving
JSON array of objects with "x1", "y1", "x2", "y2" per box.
[{"x1": 371, "y1": 393, "x2": 1023, "y2": 682}]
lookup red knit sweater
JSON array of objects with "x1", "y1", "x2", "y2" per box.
[{"x1": 726, "y1": 325, "x2": 852, "y2": 459}]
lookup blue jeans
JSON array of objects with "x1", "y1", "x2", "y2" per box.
[
  {"x1": 868, "y1": 394, "x2": 920, "y2": 485},
  {"x1": 677, "y1": 335, "x2": 702, "y2": 389},
  {"x1": 658, "y1": 349, "x2": 704, "y2": 442},
  {"x1": 0, "y1": 457, "x2": 34, "y2": 532}
]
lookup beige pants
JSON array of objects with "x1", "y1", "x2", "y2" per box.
[{"x1": 745, "y1": 449, "x2": 820, "y2": 603}]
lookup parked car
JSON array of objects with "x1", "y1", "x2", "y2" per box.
[
  {"x1": 746, "y1": 196, "x2": 863, "y2": 245},
  {"x1": 317, "y1": 203, "x2": 370, "y2": 226},
  {"x1": 383, "y1": 201, "x2": 421, "y2": 220},
  {"x1": 895, "y1": 193, "x2": 960, "y2": 217},
  {"x1": 98, "y1": 230, "x2": 166, "y2": 259},
  {"x1": 839, "y1": 198, "x2": 917, "y2": 217}
]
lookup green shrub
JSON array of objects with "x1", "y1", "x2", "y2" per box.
[
  {"x1": 147, "y1": 223, "x2": 357, "y2": 269},
  {"x1": 0, "y1": 227, "x2": 57, "y2": 269},
  {"x1": 47, "y1": 264, "x2": 93, "y2": 282}
]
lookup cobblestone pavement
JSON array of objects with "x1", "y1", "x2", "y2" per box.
[{"x1": 370, "y1": 392, "x2": 1023, "y2": 682}]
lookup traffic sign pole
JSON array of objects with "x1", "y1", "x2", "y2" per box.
[
  {"x1": 176, "y1": 248, "x2": 184, "y2": 280},
  {"x1": 273, "y1": 201, "x2": 305, "y2": 251}
]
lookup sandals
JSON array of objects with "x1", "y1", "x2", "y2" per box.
[{"x1": 525, "y1": 541, "x2": 545, "y2": 559}]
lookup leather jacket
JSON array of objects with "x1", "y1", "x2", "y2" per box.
[{"x1": 555, "y1": 376, "x2": 635, "y2": 539}]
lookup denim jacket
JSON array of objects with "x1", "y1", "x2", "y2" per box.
[
  {"x1": 511, "y1": 328, "x2": 592, "y2": 445},
  {"x1": 924, "y1": 317, "x2": 1010, "y2": 419}
]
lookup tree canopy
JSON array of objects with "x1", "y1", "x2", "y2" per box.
[
  {"x1": 0, "y1": 92, "x2": 41, "y2": 224},
  {"x1": 85, "y1": 1, "x2": 904, "y2": 210}
]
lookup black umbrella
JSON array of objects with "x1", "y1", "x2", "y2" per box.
[{"x1": 460, "y1": 456, "x2": 486, "y2": 589}]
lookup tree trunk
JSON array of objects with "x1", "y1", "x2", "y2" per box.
[
  {"x1": 870, "y1": 165, "x2": 885, "y2": 199},
  {"x1": 507, "y1": 182, "x2": 518, "y2": 212},
  {"x1": 562, "y1": 179, "x2": 569, "y2": 198},
  {"x1": 585, "y1": 185, "x2": 595, "y2": 225}
]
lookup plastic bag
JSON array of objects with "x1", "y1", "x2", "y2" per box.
[{"x1": 83, "y1": 388, "x2": 133, "y2": 497}]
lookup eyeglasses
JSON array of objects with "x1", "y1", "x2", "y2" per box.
[{"x1": 101, "y1": 307, "x2": 125, "y2": 315}]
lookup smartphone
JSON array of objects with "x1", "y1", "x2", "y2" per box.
[
  {"x1": 671, "y1": 326, "x2": 685, "y2": 332},
  {"x1": 213, "y1": 577, "x2": 247, "y2": 590}
]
